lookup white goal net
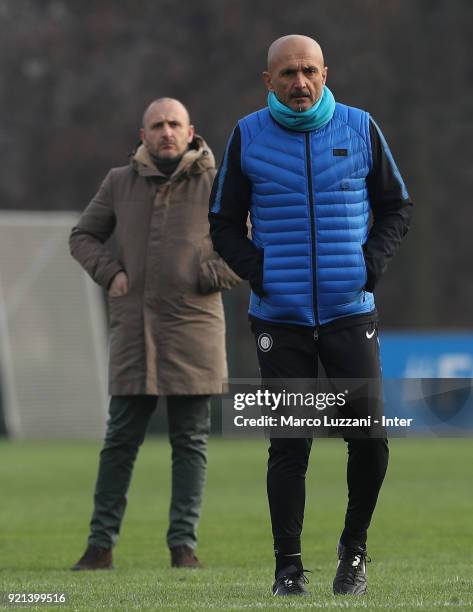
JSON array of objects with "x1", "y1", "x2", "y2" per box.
[{"x1": 0, "y1": 212, "x2": 108, "y2": 439}]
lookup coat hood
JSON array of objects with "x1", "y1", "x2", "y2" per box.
[{"x1": 131, "y1": 134, "x2": 215, "y2": 179}]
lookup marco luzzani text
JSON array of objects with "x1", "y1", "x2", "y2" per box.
[{"x1": 232, "y1": 390, "x2": 413, "y2": 429}]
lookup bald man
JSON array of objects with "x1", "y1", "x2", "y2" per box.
[
  {"x1": 210, "y1": 36, "x2": 412, "y2": 596},
  {"x1": 70, "y1": 98, "x2": 239, "y2": 571}
]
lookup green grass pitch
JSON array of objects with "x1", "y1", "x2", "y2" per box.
[{"x1": 0, "y1": 437, "x2": 472, "y2": 610}]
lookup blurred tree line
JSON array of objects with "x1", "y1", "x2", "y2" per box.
[{"x1": 1, "y1": 0, "x2": 472, "y2": 377}]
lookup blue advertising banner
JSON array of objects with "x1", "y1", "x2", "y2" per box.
[
  {"x1": 380, "y1": 332, "x2": 473, "y2": 379},
  {"x1": 379, "y1": 333, "x2": 473, "y2": 435}
]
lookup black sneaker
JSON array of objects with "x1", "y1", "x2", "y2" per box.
[
  {"x1": 272, "y1": 565, "x2": 310, "y2": 596},
  {"x1": 333, "y1": 542, "x2": 370, "y2": 595}
]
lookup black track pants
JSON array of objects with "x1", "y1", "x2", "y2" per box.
[{"x1": 251, "y1": 316, "x2": 389, "y2": 554}]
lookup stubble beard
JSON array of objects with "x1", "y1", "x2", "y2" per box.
[{"x1": 146, "y1": 142, "x2": 180, "y2": 162}]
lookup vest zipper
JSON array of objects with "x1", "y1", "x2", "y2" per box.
[{"x1": 305, "y1": 132, "x2": 318, "y2": 326}]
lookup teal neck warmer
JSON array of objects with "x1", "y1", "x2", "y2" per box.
[{"x1": 268, "y1": 85, "x2": 336, "y2": 132}]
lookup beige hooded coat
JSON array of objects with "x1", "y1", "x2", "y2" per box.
[{"x1": 70, "y1": 136, "x2": 239, "y2": 396}]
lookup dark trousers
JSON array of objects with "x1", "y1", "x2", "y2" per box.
[
  {"x1": 88, "y1": 394, "x2": 211, "y2": 550},
  {"x1": 251, "y1": 317, "x2": 389, "y2": 554}
]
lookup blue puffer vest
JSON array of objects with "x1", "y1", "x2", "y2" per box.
[{"x1": 239, "y1": 103, "x2": 375, "y2": 326}]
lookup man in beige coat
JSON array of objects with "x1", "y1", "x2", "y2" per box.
[{"x1": 70, "y1": 97, "x2": 239, "y2": 570}]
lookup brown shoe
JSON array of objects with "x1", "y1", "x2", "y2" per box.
[
  {"x1": 170, "y1": 544, "x2": 202, "y2": 568},
  {"x1": 71, "y1": 544, "x2": 113, "y2": 571}
]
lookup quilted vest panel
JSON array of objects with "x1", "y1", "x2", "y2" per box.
[{"x1": 240, "y1": 103, "x2": 376, "y2": 326}]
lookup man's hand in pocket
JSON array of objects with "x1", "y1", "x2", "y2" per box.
[{"x1": 108, "y1": 271, "x2": 129, "y2": 297}]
